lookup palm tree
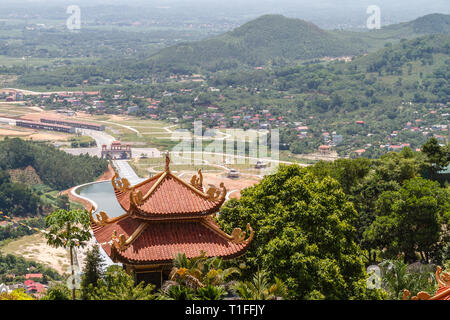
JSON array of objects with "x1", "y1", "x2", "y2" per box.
[
  {"x1": 197, "y1": 284, "x2": 227, "y2": 300},
  {"x1": 158, "y1": 252, "x2": 241, "y2": 300},
  {"x1": 233, "y1": 269, "x2": 288, "y2": 300},
  {"x1": 380, "y1": 259, "x2": 437, "y2": 299}
]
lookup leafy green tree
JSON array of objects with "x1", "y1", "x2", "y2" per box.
[
  {"x1": 87, "y1": 265, "x2": 155, "y2": 300},
  {"x1": 364, "y1": 177, "x2": 450, "y2": 263},
  {"x1": 218, "y1": 164, "x2": 386, "y2": 299},
  {"x1": 81, "y1": 244, "x2": 105, "y2": 300},
  {"x1": 0, "y1": 289, "x2": 34, "y2": 300},
  {"x1": 421, "y1": 139, "x2": 450, "y2": 183},
  {"x1": 373, "y1": 149, "x2": 422, "y2": 184},
  {"x1": 44, "y1": 209, "x2": 92, "y2": 300},
  {"x1": 41, "y1": 283, "x2": 71, "y2": 300},
  {"x1": 422, "y1": 138, "x2": 449, "y2": 171}
]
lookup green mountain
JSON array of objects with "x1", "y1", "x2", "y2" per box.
[
  {"x1": 356, "y1": 13, "x2": 450, "y2": 49},
  {"x1": 380, "y1": 13, "x2": 450, "y2": 37},
  {"x1": 13, "y1": 13, "x2": 450, "y2": 87},
  {"x1": 147, "y1": 15, "x2": 369, "y2": 72},
  {"x1": 146, "y1": 13, "x2": 450, "y2": 72}
]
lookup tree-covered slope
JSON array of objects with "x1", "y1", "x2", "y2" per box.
[
  {"x1": 381, "y1": 13, "x2": 450, "y2": 37},
  {"x1": 146, "y1": 13, "x2": 450, "y2": 73},
  {"x1": 0, "y1": 138, "x2": 108, "y2": 190},
  {"x1": 12, "y1": 13, "x2": 450, "y2": 86},
  {"x1": 146, "y1": 15, "x2": 368, "y2": 72}
]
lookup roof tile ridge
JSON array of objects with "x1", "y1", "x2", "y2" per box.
[
  {"x1": 168, "y1": 171, "x2": 210, "y2": 198},
  {"x1": 112, "y1": 221, "x2": 149, "y2": 251},
  {"x1": 141, "y1": 171, "x2": 168, "y2": 200},
  {"x1": 199, "y1": 217, "x2": 233, "y2": 241},
  {"x1": 133, "y1": 171, "x2": 164, "y2": 189}
]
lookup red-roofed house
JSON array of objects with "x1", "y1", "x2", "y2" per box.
[
  {"x1": 24, "y1": 280, "x2": 34, "y2": 287},
  {"x1": 25, "y1": 273, "x2": 43, "y2": 280},
  {"x1": 25, "y1": 281, "x2": 46, "y2": 296},
  {"x1": 318, "y1": 145, "x2": 331, "y2": 154},
  {"x1": 388, "y1": 145, "x2": 403, "y2": 151}
]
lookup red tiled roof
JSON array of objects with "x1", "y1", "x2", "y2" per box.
[
  {"x1": 92, "y1": 155, "x2": 253, "y2": 266},
  {"x1": 92, "y1": 216, "x2": 251, "y2": 265},
  {"x1": 24, "y1": 280, "x2": 35, "y2": 286},
  {"x1": 25, "y1": 273, "x2": 43, "y2": 279},
  {"x1": 26, "y1": 283, "x2": 45, "y2": 293},
  {"x1": 114, "y1": 171, "x2": 225, "y2": 219}
]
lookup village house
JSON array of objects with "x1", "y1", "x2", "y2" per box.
[{"x1": 318, "y1": 145, "x2": 331, "y2": 154}]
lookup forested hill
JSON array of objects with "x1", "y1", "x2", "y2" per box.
[
  {"x1": 12, "y1": 13, "x2": 450, "y2": 86},
  {"x1": 379, "y1": 13, "x2": 450, "y2": 37},
  {"x1": 146, "y1": 14, "x2": 368, "y2": 72},
  {"x1": 0, "y1": 138, "x2": 108, "y2": 190},
  {"x1": 144, "y1": 13, "x2": 450, "y2": 73}
]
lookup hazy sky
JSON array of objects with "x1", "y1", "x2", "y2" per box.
[{"x1": 0, "y1": 0, "x2": 448, "y2": 29}]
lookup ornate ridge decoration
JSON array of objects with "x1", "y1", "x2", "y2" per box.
[
  {"x1": 89, "y1": 207, "x2": 115, "y2": 226},
  {"x1": 403, "y1": 266, "x2": 450, "y2": 300},
  {"x1": 112, "y1": 222, "x2": 149, "y2": 252},
  {"x1": 201, "y1": 217, "x2": 254, "y2": 245},
  {"x1": 142, "y1": 171, "x2": 168, "y2": 200},
  {"x1": 436, "y1": 266, "x2": 450, "y2": 287},
  {"x1": 205, "y1": 182, "x2": 226, "y2": 201},
  {"x1": 165, "y1": 152, "x2": 170, "y2": 171},
  {"x1": 190, "y1": 169, "x2": 203, "y2": 190},
  {"x1": 229, "y1": 223, "x2": 254, "y2": 244},
  {"x1": 129, "y1": 188, "x2": 145, "y2": 207},
  {"x1": 111, "y1": 172, "x2": 131, "y2": 192},
  {"x1": 111, "y1": 230, "x2": 127, "y2": 251}
]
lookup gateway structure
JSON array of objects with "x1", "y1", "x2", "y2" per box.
[{"x1": 90, "y1": 154, "x2": 253, "y2": 286}]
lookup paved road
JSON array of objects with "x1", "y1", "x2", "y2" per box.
[
  {"x1": 112, "y1": 160, "x2": 145, "y2": 185},
  {"x1": 64, "y1": 128, "x2": 116, "y2": 157}
]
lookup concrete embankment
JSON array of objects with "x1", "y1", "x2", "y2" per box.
[{"x1": 62, "y1": 164, "x2": 115, "y2": 210}]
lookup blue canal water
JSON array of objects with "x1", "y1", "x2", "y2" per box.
[{"x1": 77, "y1": 181, "x2": 125, "y2": 218}]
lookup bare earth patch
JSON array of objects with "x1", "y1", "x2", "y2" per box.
[
  {"x1": 0, "y1": 128, "x2": 31, "y2": 136},
  {"x1": 28, "y1": 132, "x2": 72, "y2": 141},
  {"x1": 0, "y1": 233, "x2": 70, "y2": 275}
]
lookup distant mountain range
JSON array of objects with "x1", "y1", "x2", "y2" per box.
[{"x1": 145, "y1": 13, "x2": 450, "y2": 72}]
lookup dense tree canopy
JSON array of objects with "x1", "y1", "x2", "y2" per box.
[
  {"x1": 364, "y1": 177, "x2": 450, "y2": 263},
  {"x1": 218, "y1": 164, "x2": 386, "y2": 299},
  {"x1": 0, "y1": 138, "x2": 108, "y2": 190}
]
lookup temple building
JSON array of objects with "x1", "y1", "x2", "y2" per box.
[{"x1": 90, "y1": 154, "x2": 253, "y2": 286}]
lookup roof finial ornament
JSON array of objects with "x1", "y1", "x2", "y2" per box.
[{"x1": 165, "y1": 151, "x2": 170, "y2": 171}]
